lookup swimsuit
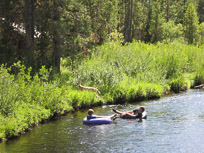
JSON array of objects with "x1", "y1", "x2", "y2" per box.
[{"x1": 87, "y1": 115, "x2": 96, "y2": 120}]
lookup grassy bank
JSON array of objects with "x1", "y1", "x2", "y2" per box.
[
  {"x1": 62, "y1": 40, "x2": 204, "y2": 97},
  {"x1": 0, "y1": 63, "x2": 102, "y2": 141},
  {"x1": 1, "y1": 41, "x2": 204, "y2": 141}
]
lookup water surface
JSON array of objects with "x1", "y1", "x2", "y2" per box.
[{"x1": 0, "y1": 90, "x2": 204, "y2": 153}]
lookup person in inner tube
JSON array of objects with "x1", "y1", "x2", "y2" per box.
[
  {"x1": 87, "y1": 109, "x2": 117, "y2": 120},
  {"x1": 112, "y1": 106, "x2": 145, "y2": 119}
]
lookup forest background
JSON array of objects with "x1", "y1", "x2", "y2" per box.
[
  {"x1": 0, "y1": 0, "x2": 204, "y2": 70},
  {"x1": 0, "y1": 0, "x2": 204, "y2": 140}
]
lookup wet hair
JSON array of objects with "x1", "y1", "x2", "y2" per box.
[
  {"x1": 88, "y1": 109, "x2": 94, "y2": 115},
  {"x1": 139, "y1": 106, "x2": 145, "y2": 112}
]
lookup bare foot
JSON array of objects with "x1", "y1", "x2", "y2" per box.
[
  {"x1": 112, "y1": 108, "x2": 118, "y2": 113},
  {"x1": 111, "y1": 114, "x2": 117, "y2": 120}
]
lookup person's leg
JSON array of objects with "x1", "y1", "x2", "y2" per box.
[
  {"x1": 110, "y1": 114, "x2": 117, "y2": 120},
  {"x1": 112, "y1": 108, "x2": 123, "y2": 115},
  {"x1": 113, "y1": 109, "x2": 135, "y2": 119}
]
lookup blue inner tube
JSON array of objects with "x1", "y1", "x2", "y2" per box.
[{"x1": 83, "y1": 117, "x2": 112, "y2": 125}]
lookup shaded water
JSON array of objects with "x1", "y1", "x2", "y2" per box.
[{"x1": 1, "y1": 90, "x2": 204, "y2": 153}]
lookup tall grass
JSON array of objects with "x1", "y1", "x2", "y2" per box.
[{"x1": 63, "y1": 41, "x2": 203, "y2": 96}]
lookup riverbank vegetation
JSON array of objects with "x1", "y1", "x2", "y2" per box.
[
  {"x1": 0, "y1": 0, "x2": 204, "y2": 141},
  {"x1": 0, "y1": 62, "x2": 103, "y2": 140},
  {"x1": 1, "y1": 41, "x2": 204, "y2": 141}
]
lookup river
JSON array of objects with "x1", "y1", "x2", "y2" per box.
[{"x1": 0, "y1": 90, "x2": 204, "y2": 153}]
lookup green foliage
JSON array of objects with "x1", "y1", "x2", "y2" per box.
[
  {"x1": 107, "y1": 29, "x2": 124, "y2": 44},
  {"x1": 1, "y1": 0, "x2": 204, "y2": 71},
  {"x1": 0, "y1": 62, "x2": 102, "y2": 140},
  {"x1": 197, "y1": 0, "x2": 204, "y2": 23},
  {"x1": 62, "y1": 0, "x2": 120, "y2": 70},
  {"x1": 161, "y1": 21, "x2": 184, "y2": 43},
  {"x1": 168, "y1": 75, "x2": 185, "y2": 93},
  {"x1": 62, "y1": 40, "x2": 203, "y2": 102},
  {"x1": 149, "y1": 1, "x2": 166, "y2": 43},
  {"x1": 111, "y1": 78, "x2": 168, "y2": 103},
  {"x1": 194, "y1": 64, "x2": 204, "y2": 85},
  {"x1": 128, "y1": 1, "x2": 148, "y2": 41},
  {"x1": 198, "y1": 22, "x2": 204, "y2": 45},
  {"x1": 183, "y1": 2, "x2": 199, "y2": 44}
]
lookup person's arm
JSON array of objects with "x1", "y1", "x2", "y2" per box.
[
  {"x1": 123, "y1": 112, "x2": 142, "y2": 119},
  {"x1": 126, "y1": 110, "x2": 134, "y2": 113},
  {"x1": 121, "y1": 110, "x2": 134, "y2": 116},
  {"x1": 113, "y1": 109, "x2": 133, "y2": 115}
]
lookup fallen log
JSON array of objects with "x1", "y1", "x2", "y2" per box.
[
  {"x1": 77, "y1": 84, "x2": 101, "y2": 94},
  {"x1": 194, "y1": 84, "x2": 204, "y2": 89}
]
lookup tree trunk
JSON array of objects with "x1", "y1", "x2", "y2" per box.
[
  {"x1": 124, "y1": 0, "x2": 132, "y2": 42},
  {"x1": 130, "y1": 0, "x2": 133, "y2": 40},
  {"x1": 166, "y1": 0, "x2": 169, "y2": 22},
  {"x1": 53, "y1": 2, "x2": 61, "y2": 74},
  {"x1": 145, "y1": 0, "x2": 152, "y2": 42},
  {"x1": 24, "y1": 0, "x2": 34, "y2": 68},
  {"x1": 183, "y1": 0, "x2": 187, "y2": 14}
]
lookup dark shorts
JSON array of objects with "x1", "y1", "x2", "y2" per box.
[
  {"x1": 121, "y1": 114, "x2": 136, "y2": 119},
  {"x1": 121, "y1": 114, "x2": 142, "y2": 119}
]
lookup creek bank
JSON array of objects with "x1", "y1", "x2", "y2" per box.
[
  {"x1": 194, "y1": 84, "x2": 204, "y2": 89},
  {"x1": 0, "y1": 83, "x2": 190, "y2": 142}
]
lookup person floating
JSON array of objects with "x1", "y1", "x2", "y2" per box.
[
  {"x1": 112, "y1": 106, "x2": 146, "y2": 120},
  {"x1": 87, "y1": 109, "x2": 117, "y2": 120}
]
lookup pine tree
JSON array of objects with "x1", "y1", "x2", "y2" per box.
[
  {"x1": 149, "y1": 0, "x2": 165, "y2": 43},
  {"x1": 197, "y1": 0, "x2": 204, "y2": 23},
  {"x1": 183, "y1": 2, "x2": 199, "y2": 44},
  {"x1": 132, "y1": 1, "x2": 148, "y2": 41},
  {"x1": 124, "y1": 0, "x2": 132, "y2": 42},
  {"x1": 24, "y1": 0, "x2": 35, "y2": 68}
]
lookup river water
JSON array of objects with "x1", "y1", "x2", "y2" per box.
[{"x1": 0, "y1": 90, "x2": 204, "y2": 153}]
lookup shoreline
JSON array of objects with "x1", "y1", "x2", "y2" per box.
[{"x1": 2, "y1": 85, "x2": 202, "y2": 142}]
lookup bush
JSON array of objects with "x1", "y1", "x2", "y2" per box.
[
  {"x1": 194, "y1": 66, "x2": 204, "y2": 85},
  {"x1": 168, "y1": 75, "x2": 185, "y2": 93},
  {"x1": 161, "y1": 21, "x2": 184, "y2": 43}
]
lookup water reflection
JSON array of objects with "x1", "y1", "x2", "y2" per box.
[{"x1": 0, "y1": 90, "x2": 204, "y2": 153}]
